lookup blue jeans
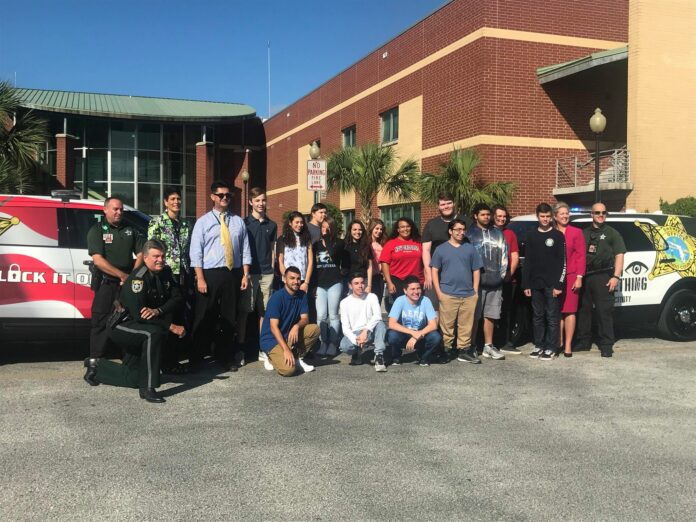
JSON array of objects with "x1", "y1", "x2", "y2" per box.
[
  {"x1": 387, "y1": 329, "x2": 442, "y2": 363},
  {"x1": 339, "y1": 320, "x2": 387, "y2": 355},
  {"x1": 316, "y1": 282, "x2": 343, "y2": 344},
  {"x1": 531, "y1": 287, "x2": 561, "y2": 351}
]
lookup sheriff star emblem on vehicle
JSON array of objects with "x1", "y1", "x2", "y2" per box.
[
  {"x1": 635, "y1": 216, "x2": 696, "y2": 279},
  {"x1": 0, "y1": 215, "x2": 20, "y2": 237},
  {"x1": 131, "y1": 279, "x2": 143, "y2": 293}
]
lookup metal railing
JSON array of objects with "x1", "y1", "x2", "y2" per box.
[{"x1": 555, "y1": 146, "x2": 630, "y2": 189}]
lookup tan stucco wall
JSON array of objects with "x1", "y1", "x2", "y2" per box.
[
  {"x1": 377, "y1": 95, "x2": 423, "y2": 206},
  {"x1": 296, "y1": 144, "x2": 316, "y2": 214},
  {"x1": 627, "y1": 0, "x2": 696, "y2": 211}
]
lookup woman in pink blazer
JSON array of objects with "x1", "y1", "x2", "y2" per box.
[{"x1": 554, "y1": 202, "x2": 586, "y2": 357}]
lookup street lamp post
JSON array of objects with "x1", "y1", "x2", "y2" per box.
[
  {"x1": 309, "y1": 141, "x2": 321, "y2": 204},
  {"x1": 589, "y1": 108, "x2": 607, "y2": 203},
  {"x1": 241, "y1": 169, "x2": 250, "y2": 217}
]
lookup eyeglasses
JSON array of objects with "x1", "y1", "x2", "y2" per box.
[
  {"x1": 592, "y1": 211, "x2": 607, "y2": 216},
  {"x1": 213, "y1": 193, "x2": 232, "y2": 200},
  {"x1": 451, "y1": 228, "x2": 466, "y2": 233}
]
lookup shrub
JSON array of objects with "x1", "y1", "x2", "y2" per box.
[{"x1": 659, "y1": 197, "x2": 696, "y2": 217}]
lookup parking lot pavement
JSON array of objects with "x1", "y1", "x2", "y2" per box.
[{"x1": 1, "y1": 337, "x2": 696, "y2": 521}]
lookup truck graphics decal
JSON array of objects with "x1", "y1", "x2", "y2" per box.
[
  {"x1": 0, "y1": 253, "x2": 93, "y2": 318},
  {"x1": 635, "y1": 216, "x2": 696, "y2": 279}
]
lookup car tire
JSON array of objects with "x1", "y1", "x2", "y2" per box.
[
  {"x1": 510, "y1": 300, "x2": 530, "y2": 345},
  {"x1": 657, "y1": 289, "x2": 696, "y2": 341}
]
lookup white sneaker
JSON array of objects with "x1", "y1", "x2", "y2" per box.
[
  {"x1": 259, "y1": 351, "x2": 274, "y2": 371},
  {"x1": 297, "y1": 358, "x2": 315, "y2": 373},
  {"x1": 482, "y1": 344, "x2": 505, "y2": 360}
]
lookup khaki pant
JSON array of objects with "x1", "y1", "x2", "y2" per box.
[
  {"x1": 438, "y1": 293, "x2": 478, "y2": 351},
  {"x1": 267, "y1": 323, "x2": 320, "y2": 377}
]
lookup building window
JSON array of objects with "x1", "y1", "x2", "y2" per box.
[
  {"x1": 380, "y1": 107, "x2": 399, "y2": 144},
  {"x1": 379, "y1": 203, "x2": 420, "y2": 233},
  {"x1": 342, "y1": 125, "x2": 356, "y2": 148},
  {"x1": 341, "y1": 209, "x2": 355, "y2": 237}
]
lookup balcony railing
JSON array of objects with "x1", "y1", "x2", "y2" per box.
[{"x1": 555, "y1": 146, "x2": 630, "y2": 190}]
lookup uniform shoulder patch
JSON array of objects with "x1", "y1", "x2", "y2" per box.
[{"x1": 131, "y1": 280, "x2": 143, "y2": 293}]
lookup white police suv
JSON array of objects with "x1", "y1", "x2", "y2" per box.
[
  {"x1": 0, "y1": 191, "x2": 150, "y2": 342},
  {"x1": 508, "y1": 212, "x2": 696, "y2": 342}
]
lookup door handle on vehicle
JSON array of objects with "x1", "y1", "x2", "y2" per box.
[{"x1": 83, "y1": 260, "x2": 94, "y2": 266}]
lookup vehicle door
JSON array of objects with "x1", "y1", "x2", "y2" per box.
[
  {"x1": 0, "y1": 202, "x2": 76, "y2": 327},
  {"x1": 571, "y1": 217, "x2": 673, "y2": 308},
  {"x1": 62, "y1": 206, "x2": 105, "y2": 320}
]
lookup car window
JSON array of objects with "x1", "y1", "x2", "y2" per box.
[
  {"x1": 507, "y1": 221, "x2": 537, "y2": 257},
  {"x1": 681, "y1": 217, "x2": 696, "y2": 237},
  {"x1": 65, "y1": 208, "x2": 150, "y2": 249}
]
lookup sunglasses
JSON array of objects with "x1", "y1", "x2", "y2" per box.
[
  {"x1": 213, "y1": 193, "x2": 232, "y2": 200},
  {"x1": 592, "y1": 211, "x2": 607, "y2": 216}
]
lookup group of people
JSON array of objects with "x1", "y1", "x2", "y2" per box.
[{"x1": 82, "y1": 182, "x2": 626, "y2": 403}]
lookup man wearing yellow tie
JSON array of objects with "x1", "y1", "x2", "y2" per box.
[{"x1": 189, "y1": 181, "x2": 251, "y2": 372}]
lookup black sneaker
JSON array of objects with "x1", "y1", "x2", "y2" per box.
[
  {"x1": 449, "y1": 348, "x2": 460, "y2": 360},
  {"x1": 391, "y1": 358, "x2": 402, "y2": 366},
  {"x1": 529, "y1": 348, "x2": 543, "y2": 359},
  {"x1": 457, "y1": 349, "x2": 481, "y2": 364},
  {"x1": 600, "y1": 348, "x2": 613, "y2": 358},
  {"x1": 418, "y1": 360, "x2": 430, "y2": 367},
  {"x1": 350, "y1": 352, "x2": 363, "y2": 366},
  {"x1": 540, "y1": 350, "x2": 556, "y2": 361},
  {"x1": 500, "y1": 345, "x2": 521, "y2": 355}
]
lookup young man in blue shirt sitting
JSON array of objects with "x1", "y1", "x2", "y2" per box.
[
  {"x1": 259, "y1": 266, "x2": 320, "y2": 376},
  {"x1": 387, "y1": 276, "x2": 441, "y2": 366}
]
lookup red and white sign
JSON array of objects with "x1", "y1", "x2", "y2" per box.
[{"x1": 307, "y1": 159, "x2": 327, "y2": 191}]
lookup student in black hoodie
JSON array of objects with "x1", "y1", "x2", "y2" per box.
[{"x1": 522, "y1": 203, "x2": 566, "y2": 361}]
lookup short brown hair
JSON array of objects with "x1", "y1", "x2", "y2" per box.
[{"x1": 249, "y1": 187, "x2": 266, "y2": 199}]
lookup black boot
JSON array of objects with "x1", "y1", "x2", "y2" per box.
[
  {"x1": 139, "y1": 387, "x2": 166, "y2": 403},
  {"x1": 83, "y1": 358, "x2": 99, "y2": 386}
]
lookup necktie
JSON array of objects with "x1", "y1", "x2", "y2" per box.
[{"x1": 219, "y1": 213, "x2": 234, "y2": 270}]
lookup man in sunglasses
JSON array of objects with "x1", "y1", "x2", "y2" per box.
[
  {"x1": 575, "y1": 203, "x2": 626, "y2": 357},
  {"x1": 189, "y1": 180, "x2": 251, "y2": 371}
]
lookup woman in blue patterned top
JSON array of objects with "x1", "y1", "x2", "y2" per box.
[{"x1": 277, "y1": 211, "x2": 313, "y2": 294}]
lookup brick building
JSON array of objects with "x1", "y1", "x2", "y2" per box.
[{"x1": 263, "y1": 0, "x2": 630, "y2": 229}]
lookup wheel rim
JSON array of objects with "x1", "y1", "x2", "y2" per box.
[{"x1": 668, "y1": 295, "x2": 696, "y2": 338}]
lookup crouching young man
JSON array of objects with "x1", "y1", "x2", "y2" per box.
[
  {"x1": 259, "y1": 266, "x2": 320, "y2": 376},
  {"x1": 339, "y1": 272, "x2": 388, "y2": 372},
  {"x1": 83, "y1": 239, "x2": 185, "y2": 403},
  {"x1": 387, "y1": 276, "x2": 442, "y2": 367}
]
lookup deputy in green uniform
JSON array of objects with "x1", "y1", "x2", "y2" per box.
[
  {"x1": 575, "y1": 202, "x2": 626, "y2": 357},
  {"x1": 84, "y1": 239, "x2": 185, "y2": 403},
  {"x1": 86, "y1": 196, "x2": 144, "y2": 360}
]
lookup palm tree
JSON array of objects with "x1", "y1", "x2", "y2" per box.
[
  {"x1": 418, "y1": 147, "x2": 515, "y2": 216},
  {"x1": 0, "y1": 80, "x2": 48, "y2": 193},
  {"x1": 327, "y1": 143, "x2": 420, "y2": 224}
]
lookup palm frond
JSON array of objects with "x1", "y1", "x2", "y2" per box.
[
  {"x1": 417, "y1": 146, "x2": 516, "y2": 215},
  {"x1": 326, "y1": 142, "x2": 420, "y2": 223}
]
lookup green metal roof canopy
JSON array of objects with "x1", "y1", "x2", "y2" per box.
[
  {"x1": 537, "y1": 46, "x2": 628, "y2": 84},
  {"x1": 16, "y1": 88, "x2": 256, "y2": 122}
]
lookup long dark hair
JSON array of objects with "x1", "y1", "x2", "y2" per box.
[
  {"x1": 368, "y1": 218, "x2": 387, "y2": 247},
  {"x1": 321, "y1": 215, "x2": 338, "y2": 243},
  {"x1": 389, "y1": 216, "x2": 421, "y2": 241},
  {"x1": 282, "y1": 211, "x2": 311, "y2": 247},
  {"x1": 346, "y1": 219, "x2": 371, "y2": 263}
]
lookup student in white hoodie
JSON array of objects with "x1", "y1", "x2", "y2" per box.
[{"x1": 339, "y1": 272, "x2": 387, "y2": 372}]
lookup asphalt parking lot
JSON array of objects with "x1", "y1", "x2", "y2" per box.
[{"x1": 1, "y1": 337, "x2": 695, "y2": 521}]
